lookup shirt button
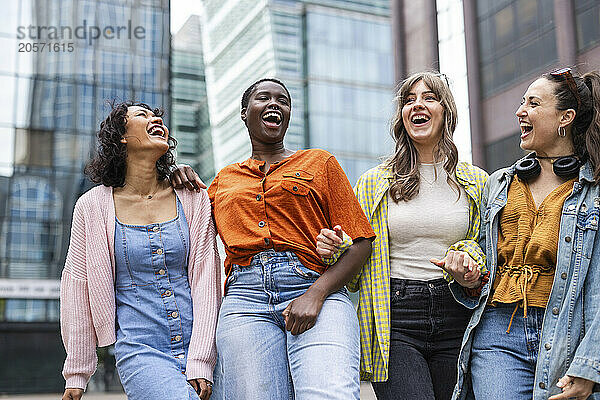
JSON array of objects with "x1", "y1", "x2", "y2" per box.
[
  {"x1": 395, "y1": 290, "x2": 400, "y2": 296},
  {"x1": 153, "y1": 226, "x2": 159, "y2": 232},
  {"x1": 544, "y1": 343, "x2": 552, "y2": 350},
  {"x1": 293, "y1": 186, "x2": 298, "y2": 192},
  {"x1": 428, "y1": 283, "x2": 435, "y2": 289},
  {"x1": 174, "y1": 335, "x2": 182, "y2": 342},
  {"x1": 264, "y1": 238, "x2": 270, "y2": 245},
  {"x1": 258, "y1": 221, "x2": 266, "y2": 228},
  {"x1": 568, "y1": 204, "x2": 575, "y2": 211},
  {"x1": 171, "y1": 311, "x2": 179, "y2": 318},
  {"x1": 565, "y1": 236, "x2": 572, "y2": 242},
  {"x1": 256, "y1": 194, "x2": 262, "y2": 201},
  {"x1": 163, "y1": 290, "x2": 172, "y2": 296},
  {"x1": 158, "y1": 269, "x2": 166, "y2": 275},
  {"x1": 156, "y1": 248, "x2": 163, "y2": 255},
  {"x1": 552, "y1": 307, "x2": 559, "y2": 315},
  {"x1": 561, "y1": 272, "x2": 567, "y2": 279},
  {"x1": 539, "y1": 382, "x2": 546, "y2": 390}
]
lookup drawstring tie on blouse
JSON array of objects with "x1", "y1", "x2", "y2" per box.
[{"x1": 505, "y1": 266, "x2": 533, "y2": 334}]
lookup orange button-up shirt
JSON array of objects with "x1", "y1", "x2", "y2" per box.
[{"x1": 207, "y1": 149, "x2": 375, "y2": 276}]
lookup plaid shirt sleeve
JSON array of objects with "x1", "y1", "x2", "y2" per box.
[
  {"x1": 322, "y1": 232, "x2": 353, "y2": 266},
  {"x1": 444, "y1": 163, "x2": 489, "y2": 281}
]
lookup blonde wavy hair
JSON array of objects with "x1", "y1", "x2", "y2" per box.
[{"x1": 386, "y1": 71, "x2": 460, "y2": 202}]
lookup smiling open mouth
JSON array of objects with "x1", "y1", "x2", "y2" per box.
[
  {"x1": 262, "y1": 112, "x2": 282, "y2": 127},
  {"x1": 520, "y1": 123, "x2": 533, "y2": 134},
  {"x1": 411, "y1": 115, "x2": 430, "y2": 125},
  {"x1": 147, "y1": 125, "x2": 166, "y2": 138}
]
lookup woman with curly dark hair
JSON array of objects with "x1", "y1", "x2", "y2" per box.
[{"x1": 60, "y1": 102, "x2": 220, "y2": 400}]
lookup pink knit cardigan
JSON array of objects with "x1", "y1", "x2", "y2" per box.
[{"x1": 60, "y1": 185, "x2": 221, "y2": 389}]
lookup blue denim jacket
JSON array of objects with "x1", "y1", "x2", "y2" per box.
[{"x1": 452, "y1": 157, "x2": 600, "y2": 400}]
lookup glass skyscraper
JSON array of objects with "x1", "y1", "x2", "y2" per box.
[
  {"x1": 0, "y1": 0, "x2": 170, "y2": 393},
  {"x1": 201, "y1": 0, "x2": 394, "y2": 184},
  {"x1": 172, "y1": 15, "x2": 215, "y2": 182}
]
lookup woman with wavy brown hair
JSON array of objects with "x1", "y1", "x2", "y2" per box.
[
  {"x1": 60, "y1": 102, "x2": 220, "y2": 400},
  {"x1": 317, "y1": 71, "x2": 488, "y2": 399}
]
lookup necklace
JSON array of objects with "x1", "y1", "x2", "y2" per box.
[
  {"x1": 420, "y1": 162, "x2": 443, "y2": 185},
  {"x1": 535, "y1": 153, "x2": 577, "y2": 163},
  {"x1": 125, "y1": 182, "x2": 163, "y2": 200}
]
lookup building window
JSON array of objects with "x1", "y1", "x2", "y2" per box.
[
  {"x1": 484, "y1": 131, "x2": 525, "y2": 172},
  {"x1": 575, "y1": 0, "x2": 600, "y2": 51},
  {"x1": 306, "y1": 11, "x2": 393, "y2": 86},
  {"x1": 477, "y1": 0, "x2": 556, "y2": 97},
  {"x1": 1, "y1": 177, "x2": 63, "y2": 278},
  {"x1": 2, "y1": 299, "x2": 59, "y2": 322}
]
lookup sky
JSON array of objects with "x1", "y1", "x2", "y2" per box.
[{"x1": 171, "y1": 0, "x2": 204, "y2": 33}]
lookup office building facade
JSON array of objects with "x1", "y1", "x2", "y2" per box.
[
  {"x1": 0, "y1": 0, "x2": 170, "y2": 393},
  {"x1": 392, "y1": 0, "x2": 600, "y2": 172},
  {"x1": 201, "y1": 0, "x2": 394, "y2": 184},
  {"x1": 172, "y1": 15, "x2": 215, "y2": 182},
  {"x1": 465, "y1": 0, "x2": 600, "y2": 171}
]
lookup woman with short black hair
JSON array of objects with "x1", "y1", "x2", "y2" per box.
[{"x1": 206, "y1": 78, "x2": 375, "y2": 399}]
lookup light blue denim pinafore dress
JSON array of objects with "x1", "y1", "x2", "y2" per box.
[{"x1": 113, "y1": 197, "x2": 199, "y2": 400}]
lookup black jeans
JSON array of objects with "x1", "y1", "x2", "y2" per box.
[{"x1": 371, "y1": 278, "x2": 472, "y2": 400}]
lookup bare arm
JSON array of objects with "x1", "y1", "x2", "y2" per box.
[{"x1": 282, "y1": 238, "x2": 372, "y2": 335}]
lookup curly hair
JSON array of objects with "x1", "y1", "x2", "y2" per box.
[
  {"x1": 241, "y1": 78, "x2": 291, "y2": 109},
  {"x1": 85, "y1": 101, "x2": 177, "y2": 187},
  {"x1": 386, "y1": 71, "x2": 460, "y2": 202}
]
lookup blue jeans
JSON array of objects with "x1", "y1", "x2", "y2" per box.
[
  {"x1": 212, "y1": 250, "x2": 360, "y2": 400},
  {"x1": 470, "y1": 303, "x2": 545, "y2": 400},
  {"x1": 372, "y1": 278, "x2": 472, "y2": 400}
]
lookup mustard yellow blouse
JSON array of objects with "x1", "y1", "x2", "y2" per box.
[{"x1": 490, "y1": 176, "x2": 576, "y2": 315}]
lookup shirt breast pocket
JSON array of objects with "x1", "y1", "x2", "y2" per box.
[
  {"x1": 282, "y1": 180, "x2": 310, "y2": 196},
  {"x1": 575, "y1": 209, "x2": 599, "y2": 259},
  {"x1": 281, "y1": 170, "x2": 313, "y2": 196}
]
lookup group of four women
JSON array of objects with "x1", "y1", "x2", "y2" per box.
[{"x1": 60, "y1": 67, "x2": 600, "y2": 400}]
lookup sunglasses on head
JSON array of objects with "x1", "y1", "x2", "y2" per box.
[
  {"x1": 550, "y1": 67, "x2": 581, "y2": 111},
  {"x1": 433, "y1": 72, "x2": 450, "y2": 87}
]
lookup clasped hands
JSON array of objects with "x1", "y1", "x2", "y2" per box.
[{"x1": 430, "y1": 250, "x2": 481, "y2": 288}]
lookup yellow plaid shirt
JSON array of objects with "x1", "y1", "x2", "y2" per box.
[{"x1": 336, "y1": 161, "x2": 488, "y2": 382}]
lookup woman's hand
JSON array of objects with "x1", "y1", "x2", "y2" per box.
[
  {"x1": 62, "y1": 388, "x2": 83, "y2": 400},
  {"x1": 188, "y1": 378, "x2": 213, "y2": 400},
  {"x1": 282, "y1": 289, "x2": 326, "y2": 335},
  {"x1": 315, "y1": 226, "x2": 344, "y2": 258},
  {"x1": 430, "y1": 250, "x2": 481, "y2": 288},
  {"x1": 548, "y1": 375, "x2": 595, "y2": 400},
  {"x1": 170, "y1": 164, "x2": 206, "y2": 192}
]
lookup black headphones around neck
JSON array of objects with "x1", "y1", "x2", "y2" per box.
[{"x1": 515, "y1": 152, "x2": 581, "y2": 181}]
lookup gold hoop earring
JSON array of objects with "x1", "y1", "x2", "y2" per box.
[{"x1": 558, "y1": 126, "x2": 566, "y2": 137}]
